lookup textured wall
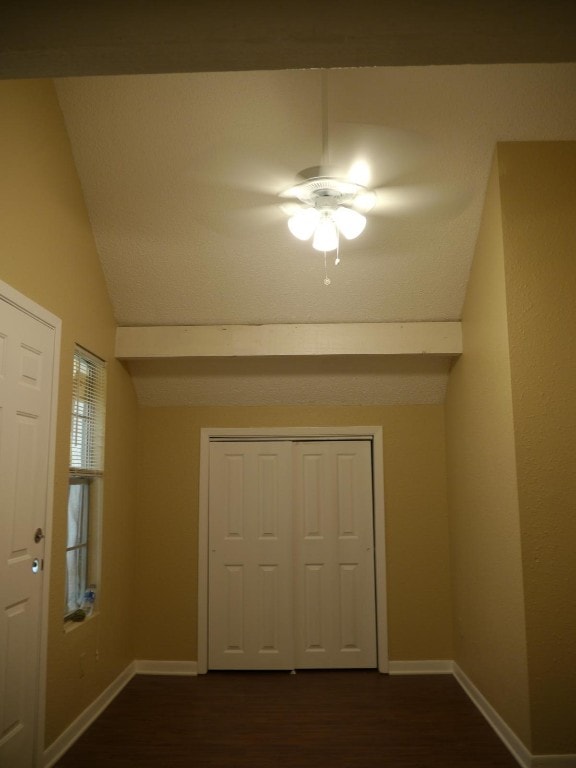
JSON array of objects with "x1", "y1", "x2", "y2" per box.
[
  {"x1": 135, "y1": 405, "x2": 453, "y2": 664},
  {"x1": 499, "y1": 141, "x2": 576, "y2": 754},
  {"x1": 0, "y1": 80, "x2": 138, "y2": 747},
  {"x1": 445, "y1": 155, "x2": 531, "y2": 747}
]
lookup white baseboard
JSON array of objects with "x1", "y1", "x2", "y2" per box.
[
  {"x1": 43, "y1": 661, "x2": 136, "y2": 768},
  {"x1": 453, "y1": 663, "x2": 531, "y2": 768},
  {"x1": 453, "y1": 664, "x2": 576, "y2": 768},
  {"x1": 134, "y1": 659, "x2": 198, "y2": 676},
  {"x1": 388, "y1": 659, "x2": 454, "y2": 675},
  {"x1": 390, "y1": 661, "x2": 576, "y2": 767},
  {"x1": 42, "y1": 657, "x2": 576, "y2": 768}
]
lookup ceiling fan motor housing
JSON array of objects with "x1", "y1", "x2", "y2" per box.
[{"x1": 290, "y1": 176, "x2": 365, "y2": 208}]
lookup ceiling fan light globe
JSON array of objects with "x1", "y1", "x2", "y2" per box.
[
  {"x1": 288, "y1": 208, "x2": 319, "y2": 240},
  {"x1": 333, "y1": 206, "x2": 366, "y2": 240},
  {"x1": 313, "y1": 216, "x2": 339, "y2": 252}
]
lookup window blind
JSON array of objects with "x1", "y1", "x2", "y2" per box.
[{"x1": 70, "y1": 346, "x2": 106, "y2": 475}]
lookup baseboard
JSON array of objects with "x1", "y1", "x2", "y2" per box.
[
  {"x1": 42, "y1": 657, "x2": 576, "y2": 768},
  {"x1": 454, "y1": 663, "x2": 576, "y2": 767},
  {"x1": 42, "y1": 659, "x2": 196, "y2": 766},
  {"x1": 43, "y1": 661, "x2": 136, "y2": 768},
  {"x1": 134, "y1": 659, "x2": 198, "y2": 676},
  {"x1": 453, "y1": 663, "x2": 531, "y2": 767},
  {"x1": 388, "y1": 659, "x2": 454, "y2": 675},
  {"x1": 391, "y1": 661, "x2": 576, "y2": 767}
]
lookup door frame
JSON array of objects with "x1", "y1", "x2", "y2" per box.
[
  {"x1": 198, "y1": 425, "x2": 388, "y2": 674},
  {"x1": 0, "y1": 279, "x2": 61, "y2": 767}
]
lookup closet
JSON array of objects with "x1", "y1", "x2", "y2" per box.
[{"x1": 208, "y1": 440, "x2": 377, "y2": 670}]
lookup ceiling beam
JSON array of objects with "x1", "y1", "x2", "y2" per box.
[
  {"x1": 2, "y1": 1, "x2": 576, "y2": 79},
  {"x1": 115, "y1": 323, "x2": 462, "y2": 360}
]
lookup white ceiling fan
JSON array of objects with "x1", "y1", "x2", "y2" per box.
[
  {"x1": 273, "y1": 69, "x2": 466, "y2": 285},
  {"x1": 189, "y1": 69, "x2": 461, "y2": 282},
  {"x1": 278, "y1": 72, "x2": 381, "y2": 279},
  {"x1": 281, "y1": 171, "x2": 376, "y2": 250}
]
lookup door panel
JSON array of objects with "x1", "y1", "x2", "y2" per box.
[
  {"x1": 294, "y1": 441, "x2": 377, "y2": 669},
  {"x1": 0, "y1": 296, "x2": 55, "y2": 768},
  {"x1": 208, "y1": 442, "x2": 294, "y2": 669},
  {"x1": 208, "y1": 439, "x2": 377, "y2": 671}
]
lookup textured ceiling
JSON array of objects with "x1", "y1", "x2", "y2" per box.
[
  {"x1": 56, "y1": 64, "x2": 576, "y2": 327},
  {"x1": 54, "y1": 63, "x2": 576, "y2": 405}
]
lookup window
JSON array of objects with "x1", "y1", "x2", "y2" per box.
[{"x1": 65, "y1": 346, "x2": 106, "y2": 619}]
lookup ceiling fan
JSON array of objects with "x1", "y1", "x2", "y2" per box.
[
  {"x1": 281, "y1": 170, "x2": 376, "y2": 250},
  {"x1": 278, "y1": 72, "x2": 380, "y2": 279},
  {"x1": 191, "y1": 69, "x2": 460, "y2": 282},
  {"x1": 273, "y1": 70, "x2": 458, "y2": 283}
]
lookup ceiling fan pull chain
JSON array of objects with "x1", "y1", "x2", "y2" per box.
[{"x1": 323, "y1": 251, "x2": 331, "y2": 286}]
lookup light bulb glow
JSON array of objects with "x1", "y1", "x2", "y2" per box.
[
  {"x1": 288, "y1": 208, "x2": 320, "y2": 240},
  {"x1": 313, "y1": 215, "x2": 339, "y2": 252},
  {"x1": 283, "y1": 176, "x2": 373, "y2": 259},
  {"x1": 333, "y1": 206, "x2": 366, "y2": 240},
  {"x1": 348, "y1": 159, "x2": 371, "y2": 187},
  {"x1": 353, "y1": 190, "x2": 377, "y2": 213}
]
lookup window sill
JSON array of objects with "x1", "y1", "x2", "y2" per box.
[{"x1": 63, "y1": 611, "x2": 98, "y2": 634}]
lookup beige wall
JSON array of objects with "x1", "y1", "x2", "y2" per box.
[
  {"x1": 135, "y1": 405, "x2": 453, "y2": 664},
  {"x1": 446, "y1": 142, "x2": 576, "y2": 755},
  {"x1": 445, "y1": 155, "x2": 531, "y2": 747},
  {"x1": 499, "y1": 142, "x2": 576, "y2": 754},
  {"x1": 0, "y1": 80, "x2": 138, "y2": 746}
]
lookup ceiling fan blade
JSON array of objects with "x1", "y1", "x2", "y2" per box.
[
  {"x1": 185, "y1": 180, "x2": 285, "y2": 238},
  {"x1": 328, "y1": 122, "x2": 434, "y2": 190},
  {"x1": 323, "y1": 122, "x2": 473, "y2": 221},
  {"x1": 224, "y1": 204, "x2": 286, "y2": 231},
  {"x1": 191, "y1": 142, "x2": 307, "y2": 198},
  {"x1": 279, "y1": 201, "x2": 305, "y2": 216},
  {"x1": 366, "y1": 178, "x2": 474, "y2": 222}
]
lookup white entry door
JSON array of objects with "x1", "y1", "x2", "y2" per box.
[
  {"x1": 208, "y1": 440, "x2": 376, "y2": 670},
  {"x1": 0, "y1": 291, "x2": 58, "y2": 768}
]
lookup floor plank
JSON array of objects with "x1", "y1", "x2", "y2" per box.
[{"x1": 54, "y1": 671, "x2": 520, "y2": 767}]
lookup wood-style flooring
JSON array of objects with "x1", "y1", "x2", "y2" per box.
[{"x1": 54, "y1": 670, "x2": 519, "y2": 767}]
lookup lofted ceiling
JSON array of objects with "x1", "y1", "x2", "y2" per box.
[
  {"x1": 3, "y1": 3, "x2": 576, "y2": 406},
  {"x1": 54, "y1": 64, "x2": 576, "y2": 405}
]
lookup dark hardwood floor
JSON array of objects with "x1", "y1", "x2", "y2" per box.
[{"x1": 55, "y1": 670, "x2": 519, "y2": 767}]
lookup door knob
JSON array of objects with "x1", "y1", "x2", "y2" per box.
[{"x1": 34, "y1": 528, "x2": 45, "y2": 543}]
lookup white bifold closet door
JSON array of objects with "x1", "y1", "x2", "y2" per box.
[
  {"x1": 208, "y1": 440, "x2": 377, "y2": 670},
  {"x1": 208, "y1": 441, "x2": 294, "y2": 669}
]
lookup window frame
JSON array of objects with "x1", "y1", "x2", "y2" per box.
[{"x1": 65, "y1": 346, "x2": 106, "y2": 621}]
